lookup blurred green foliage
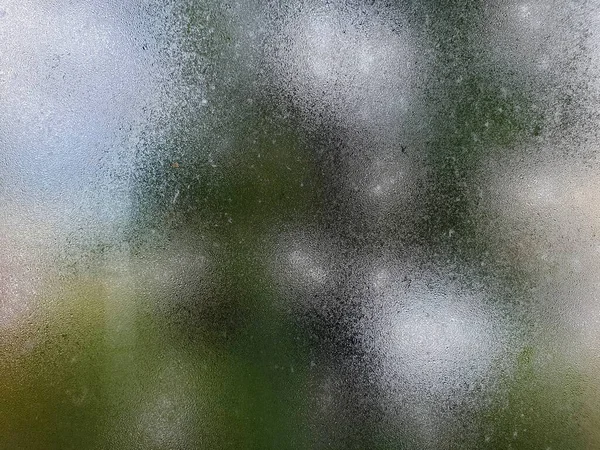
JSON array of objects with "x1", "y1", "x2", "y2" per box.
[{"x1": 1, "y1": 0, "x2": 595, "y2": 449}]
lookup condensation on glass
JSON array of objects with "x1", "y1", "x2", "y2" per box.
[{"x1": 1, "y1": 0, "x2": 599, "y2": 448}]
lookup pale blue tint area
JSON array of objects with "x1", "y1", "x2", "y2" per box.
[{"x1": 1, "y1": 1, "x2": 599, "y2": 449}]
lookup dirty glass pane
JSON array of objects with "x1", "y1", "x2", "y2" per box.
[{"x1": 1, "y1": 1, "x2": 599, "y2": 448}]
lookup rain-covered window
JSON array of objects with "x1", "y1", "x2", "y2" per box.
[{"x1": 2, "y1": 1, "x2": 600, "y2": 448}]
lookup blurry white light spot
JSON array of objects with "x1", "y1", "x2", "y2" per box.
[
  {"x1": 273, "y1": 5, "x2": 417, "y2": 127},
  {"x1": 288, "y1": 250, "x2": 327, "y2": 285}
]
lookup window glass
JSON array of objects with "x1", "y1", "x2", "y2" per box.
[{"x1": 1, "y1": 1, "x2": 599, "y2": 448}]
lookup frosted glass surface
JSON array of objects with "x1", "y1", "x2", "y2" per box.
[{"x1": 1, "y1": 1, "x2": 600, "y2": 448}]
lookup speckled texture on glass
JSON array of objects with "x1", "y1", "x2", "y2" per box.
[{"x1": 1, "y1": 1, "x2": 599, "y2": 449}]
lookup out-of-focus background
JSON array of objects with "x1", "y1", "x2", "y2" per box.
[{"x1": 1, "y1": 0, "x2": 600, "y2": 448}]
